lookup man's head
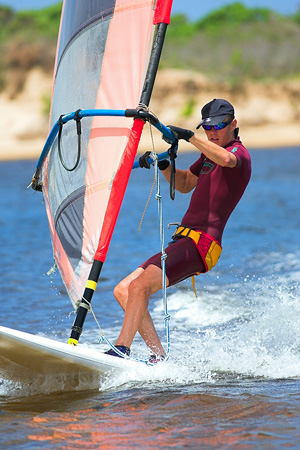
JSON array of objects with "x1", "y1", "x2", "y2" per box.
[{"x1": 197, "y1": 99, "x2": 238, "y2": 147}]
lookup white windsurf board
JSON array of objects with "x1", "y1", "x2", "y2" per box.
[{"x1": 0, "y1": 325, "x2": 144, "y2": 384}]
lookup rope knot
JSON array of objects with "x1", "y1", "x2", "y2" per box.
[
  {"x1": 151, "y1": 151, "x2": 158, "y2": 162},
  {"x1": 75, "y1": 299, "x2": 91, "y2": 312}
]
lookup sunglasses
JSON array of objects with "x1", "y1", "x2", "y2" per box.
[{"x1": 202, "y1": 118, "x2": 233, "y2": 131}]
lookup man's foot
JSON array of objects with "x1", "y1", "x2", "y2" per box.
[
  {"x1": 149, "y1": 354, "x2": 166, "y2": 364},
  {"x1": 105, "y1": 345, "x2": 130, "y2": 358}
]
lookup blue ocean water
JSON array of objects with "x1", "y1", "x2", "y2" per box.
[{"x1": 0, "y1": 147, "x2": 300, "y2": 449}]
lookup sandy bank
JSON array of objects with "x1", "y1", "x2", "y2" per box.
[{"x1": 0, "y1": 68, "x2": 299, "y2": 161}]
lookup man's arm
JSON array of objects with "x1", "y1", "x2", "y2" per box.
[
  {"x1": 189, "y1": 134, "x2": 237, "y2": 168},
  {"x1": 166, "y1": 126, "x2": 238, "y2": 168},
  {"x1": 159, "y1": 166, "x2": 197, "y2": 193}
]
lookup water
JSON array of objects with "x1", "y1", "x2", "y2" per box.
[{"x1": 0, "y1": 148, "x2": 300, "y2": 449}]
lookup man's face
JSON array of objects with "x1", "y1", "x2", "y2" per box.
[{"x1": 204, "y1": 119, "x2": 237, "y2": 147}]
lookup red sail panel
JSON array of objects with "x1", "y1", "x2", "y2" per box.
[{"x1": 94, "y1": 119, "x2": 145, "y2": 262}]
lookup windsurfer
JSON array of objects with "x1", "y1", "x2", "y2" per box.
[{"x1": 107, "y1": 99, "x2": 251, "y2": 362}]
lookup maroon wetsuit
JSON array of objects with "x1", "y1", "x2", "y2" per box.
[{"x1": 141, "y1": 138, "x2": 251, "y2": 286}]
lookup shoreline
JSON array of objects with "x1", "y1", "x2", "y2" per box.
[
  {"x1": 1, "y1": 68, "x2": 299, "y2": 161},
  {"x1": 2, "y1": 139, "x2": 299, "y2": 162},
  {"x1": 1, "y1": 125, "x2": 299, "y2": 163}
]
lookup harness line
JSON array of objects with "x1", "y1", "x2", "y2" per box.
[{"x1": 154, "y1": 153, "x2": 170, "y2": 360}]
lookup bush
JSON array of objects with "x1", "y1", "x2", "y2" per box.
[
  {"x1": 195, "y1": 2, "x2": 272, "y2": 30},
  {"x1": 0, "y1": 2, "x2": 61, "y2": 94}
]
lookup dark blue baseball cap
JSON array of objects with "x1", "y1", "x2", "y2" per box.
[{"x1": 196, "y1": 99, "x2": 235, "y2": 129}]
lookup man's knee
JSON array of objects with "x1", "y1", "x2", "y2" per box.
[
  {"x1": 128, "y1": 276, "x2": 151, "y2": 298},
  {"x1": 114, "y1": 267, "x2": 145, "y2": 308},
  {"x1": 114, "y1": 282, "x2": 127, "y2": 308},
  {"x1": 128, "y1": 265, "x2": 162, "y2": 298}
]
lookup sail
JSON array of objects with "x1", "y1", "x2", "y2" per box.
[{"x1": 42, "y1": 0, "x2": 173, "y2": 307}]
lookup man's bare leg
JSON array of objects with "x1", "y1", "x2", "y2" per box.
[{"x1": 114, "y1": 265, "x2": 168, "y2": 356}]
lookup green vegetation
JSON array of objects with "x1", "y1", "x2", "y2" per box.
[
  {"x1": 181, "y1": 98, "x2": 196, "y2": 118},
  {"x1": 0, "y1": 2, "x2": 61, "y2": 95},
  {"x1": 196, "y1": 3, "x2": 272, "y2": 29},
  {"x1": 42, "y1": 92, "x2": 51, "y2": 116},
  {"x1": 0, "y1": 1, "x2": 299, "y2": 95},
  {"x1": 0, "y1": 3, "x2": 62, "y2": 41},
  {"x1": 163, "y1": 3, "x2": 300, "y2": 82}
]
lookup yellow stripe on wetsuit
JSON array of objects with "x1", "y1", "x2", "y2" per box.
[
  {"x1": 173, "y1": 226, "x2": 201, "y2": 244},
  {"x1": 173, "y1": 226, "x2": 222, "y2": 271},
  {"x1": 173, "y1": 225, "x2": 222, "y2": 299}
]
